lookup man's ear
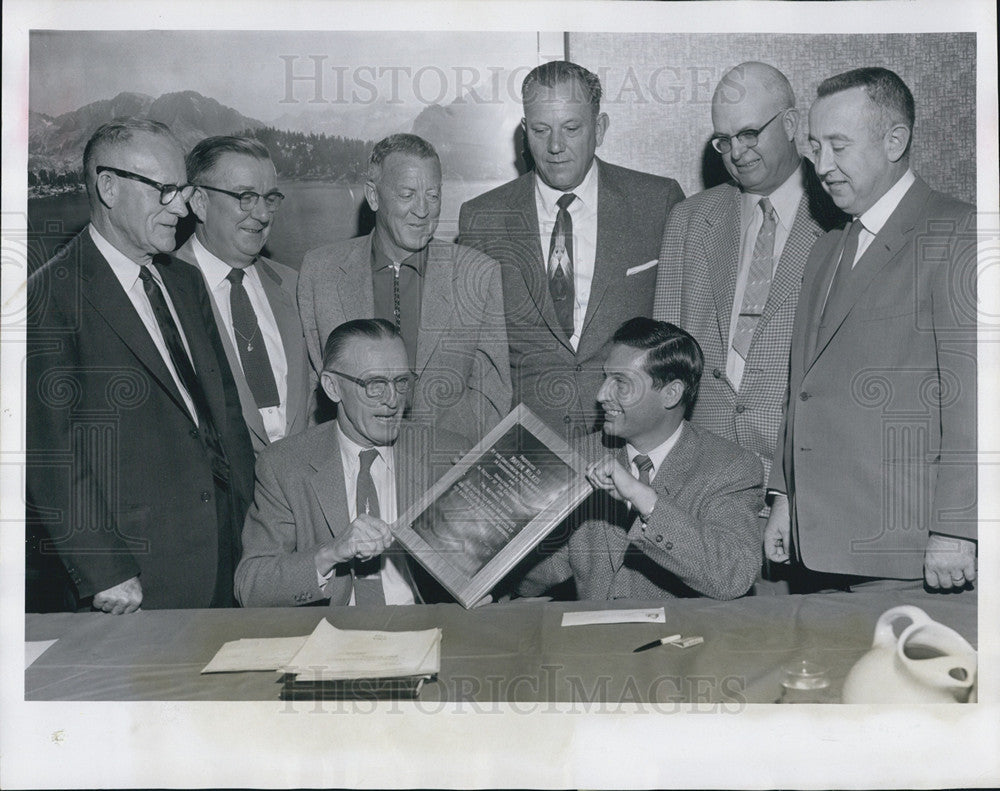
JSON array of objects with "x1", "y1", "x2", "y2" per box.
[
  {"x1": 363, "y1": 180, "x2": 379, "y2": 212},
  {"x1": 594, "y1": 112, "x2": 610, "y2": 148},
  {"x1": 189, "y1": 187, "x2": 209, "y2": 223},
  {"x1": 781, "y1": 108, "x2": 800, "y2": 141},
  {"x1": 884, "y1": 123, "x2": 911, "y2": 163},
  {"x1": 95, "y1": 170, "x2": 118, "y2": 209},
  {"x1": 659, "y1": 379, "x2": 685, "y2": 410},
  {"x1": 320, "y1": 370, "x2": 342, "y2": 405}
]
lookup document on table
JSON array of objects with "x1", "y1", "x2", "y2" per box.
[
  {"x1": 561, "y1": 608, "x2": 666, "y2": 627},
  {"x1": 26, "y1": 640, "x2": 58, "y2": 669},
  {"x1": 201, "y1": 636, "x2": 308, "y2": 673}
]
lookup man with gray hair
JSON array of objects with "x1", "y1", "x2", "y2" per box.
[
  {"x1": 299, "y1": 132, "x2": 511, "y2": 444},
  {"x1": 26, "y1": 119, "x2": 254, "y2": 612},
  {"x1": 176, "y1": 135, "x2": 310, "y2": 456}
]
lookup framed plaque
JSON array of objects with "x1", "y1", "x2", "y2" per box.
[{"x1": 392, "y1": 404, "x2": 591, "y2": 608}]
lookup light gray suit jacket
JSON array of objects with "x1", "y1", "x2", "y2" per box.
[
  {"x1": 175, "y1": 236, "x2": 310, "y2": 456},
  {"x1": 298, "y1": 234, "x2": 511, "y2": 444},
  {"x1": 517, "y1": 422, "x2": 763, "y2": 601}
]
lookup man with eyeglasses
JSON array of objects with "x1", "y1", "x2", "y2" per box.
[
  {"x1": 175, "y1": 136, "x2": 309, "y2": 457},
  {"x1": 236, "y1": 319, "x2": 463, "y2": 607},
  {"x1": 26, "y1": 119, "x2": 255, "y2": 613},
  {"x1": 653, "y1": 63, "x2": 843, "y2": 591}
]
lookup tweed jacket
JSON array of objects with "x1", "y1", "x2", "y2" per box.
[
  {"x1": 298, "y1": 234, "x2": 511, "y2": 444},
  {"x1": 769, "y1": 176, "x2": 977, "y2": 578},
  {"x1": 653, "y1": 164, "x2": 844, "y2": 483},
  {"x1": 517, "y1": 422, "x2": 763, "y2": 601},
  {"x1": 458, "y1": 159, "x2": 684, "y2": 438},
  {"x1": 175, "y1": 237, "x2": 310, "y2": 456}
]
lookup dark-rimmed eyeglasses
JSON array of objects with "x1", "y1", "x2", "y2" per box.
[
  {"x1": 710, "y1": 110, "x2": 787, "y2": 154},
  {"x1": 196, "y1": 184, "x2": 285, "y2": 213},
  {"x1": 327, "y1": 369, "x2": 416, "y2": 400},
  {"x1": 96, "y1": 166, "x2": 195, "y2": 205}
]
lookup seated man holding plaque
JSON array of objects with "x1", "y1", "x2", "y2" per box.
[
  {"x1": 235, "y1": 318, "x2": 463, "y2": 607},
  {"x1": 517, "y1": 318, "x2": 763, "y2": 601}
]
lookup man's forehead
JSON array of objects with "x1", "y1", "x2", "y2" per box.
[
  {"x1": 340, "y1": 336, "x2": 408, "y2": 370},
  {"x1": 112, "y1": 133, "x2": 184, "y2": 173},
  {"x1": 605, "y1": 344, "x2": 648, "y2": 372},
  {"x1": 210, "y1": 153, "x2": 276, "y2": 185},
  {"x1": 523, "y1": 79, "x2": 593, "y2": 111}
]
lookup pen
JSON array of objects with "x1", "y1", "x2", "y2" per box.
[{"x1": 632, "y1": 634, "x2": 681, "y2": 653}]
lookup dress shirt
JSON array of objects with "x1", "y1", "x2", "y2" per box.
[
  {"x1": 625, "y1": 421, "x2": 685, "y2": 486},
  {"x1": 371, "y1": 239, "x2": 426, "y2": 369},
  {"x1": 89, "y1": 224, "x2": 198, "y2": 423},
  {"x1": 726, "y1": 164, "x2": 806, "y2": 387},
  {"x1": 188, "y1": 235, "x2": 288, "y2": 442},
  {"x1": 534, "y1": 160, "x2": 599, "y2": 350},
  {"x1": 325, "y1": 423, "x2": 417, "y2": 605},
  {"x1": 851, "y1": 169, "x2": 916, "y2": 266}
]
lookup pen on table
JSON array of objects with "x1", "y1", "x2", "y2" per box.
[{"x1": 633, "y1": 634, "x2": 681, "y2": 653}]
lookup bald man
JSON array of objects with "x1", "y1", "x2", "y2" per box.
[{"x1": 654, "y1": 62, "x2": 843, "y2": 489}]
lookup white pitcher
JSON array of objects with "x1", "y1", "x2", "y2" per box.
[{"x1": 842, "y1": 605, "x2": 977, "y2": 704}]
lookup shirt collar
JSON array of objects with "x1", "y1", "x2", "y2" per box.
[
  {"x1": 89, "y1": 223, "x2": 151, "y2": 290},
  {"x1": 626, "y1": 421, "x2": 685, "y2": 479},
  {"x1": 535, "y1": 157, "x2": 599, "y2": 217},
  {"x1": 857, "y1": 169, "x2": 916, "y2": 234},
  {"x1": 371, "y1": 235, "x2": 428, "y2": 275},
  {"x1": 335, "y1": 421, "x2": 394, "y2": 469},
  {"x1": 740, "y1": 160, "x2": 806, "y2": 231},
  {"x1": 189, "y1": 233, "x2": 259, "y2": 290}
]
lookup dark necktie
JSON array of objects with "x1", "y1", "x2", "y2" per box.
[
  {"x1": 821, "y1": 218, "x2": 865, "y2": 323},
  {"x1": 353, "y1": 447, "x2": 386, "y2": 605},
  {"x1": 392, "y1": 265, "x2": 402, "y2": 331},
  {"x1": 732, "y1": 197, "x2": 777, "y2": 359},
  {"x1": 226, "y1": 267, "x2": 280, "y2": 409},
  {"x1": 634, "y1": 454, "x2": 654, "y2": 486},
  {"x1": 548, "y1": 192, "x2": 577, "y2": 338},
  {"x1": 138, "y1": 264, "x2": 229, "y2": 480}
]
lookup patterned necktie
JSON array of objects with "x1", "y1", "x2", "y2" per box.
[
  {"x1": 548, "y1": 192, "x2": 577, "y2": 338},
  {"x1": 634, "y1": 454, "x2": 654, "y2": 486},
  {"x1": 353, "y1": 447, "x2": 386, "y2": 605},
  {"x1": 732, "y1": 197, "x2": 776, "y2": 359},
  {"x1": 226, "y1": 267, "x2": 280, "y2": 409},
  {"x1": 821, "y1": 218, "x2": 865, "y2": 322},
  {"x1": 138, "y1": 264, "x2": 229, "y2": 479}
]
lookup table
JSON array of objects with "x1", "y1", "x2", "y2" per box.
[{"x1": 24, "y1": 591, "x2": 977, "y2": 704}]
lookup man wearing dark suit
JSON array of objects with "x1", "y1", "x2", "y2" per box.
[
  {"x1": 175, "y1": 136, "x2": 309, "y2": 456},
  {"x1": 458, "y1": 60, "x2": 685, "y2": 439},
  {"x1": 654, "y1": 62, "x2": 844, "y2": 484},
  {"x1": 298, "y1": 133, "x2": 510, "y2": 445},
  {"x1": 765, "y1": 68, "x2": 977, "y2": 591},
  {"x1": 26, "y1": 120, "x2": 254, "y2": 612},
  {"x1": 518, "y1": 319, "x2": 763, "y2": 601},
  {"x1": 236, "y1": 319, "x2": 462, "y2": 607}
]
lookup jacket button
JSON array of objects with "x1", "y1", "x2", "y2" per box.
[
  {"x1": 575, "y1": 364, "x2": 583, "y2": 372},
  {"x1": 664, "y1": 542, "x2": 674, "y2": 551},
  {"x1": 735, "y1": 404, "x2": 746, "y2": 413},
  {"x1": 563, "y1": 415, "x2": 572, "y2": 424},
  {"x1": 799, "y1": 392, "x2": 810, "y2": 401},
  {"x1": 189, "y1": 428, "x2": 199, "y2": 439},
  {"x1": 200, "y1": 491, "x2": 211, "y2": 502},
  {"x1": 655, "y1": 534, "x2": 663, "y2": 543},
  {"x1": 713, "y1": 368, "x2": 722, "y2": 379}
]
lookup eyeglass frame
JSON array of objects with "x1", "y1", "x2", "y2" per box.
[
  {"x1": 326, "y1": 368, "x2": 417, "y2": 400},
  {"x1": 195, "y1": 184, "x2": 285, "y2": 213},
  {"x1": 95, "y1": 166, "x2": 195, "y2": 205},
  {"x1": 710, "y1": 109, "x2": 788, "y2": 154}
]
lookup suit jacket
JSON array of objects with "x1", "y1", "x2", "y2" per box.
[
  {"x1": 175, "y1": 236, "x2": 310, "y2": 456},
  {"x1": 25, "y1": 230, "x2": 255, "y2": 609},
  {"x1": 235, "y1": 421, "x2": 461, "y2": 607},
  {"x1": 654, "y1": 164, "x2": 844, "y2": 482},
  {"x1": 517, "y1": 422, "x2": 763, "y2": 601},
  {"x1": 769, "y1": 176, "x2": 977, "y2": 578},
  {"x1": 298, "y1": 234, "x2": 511, "y2": 444},
  {"x1": 458, "y1": 158, "x2": 685, "y2": 437}
]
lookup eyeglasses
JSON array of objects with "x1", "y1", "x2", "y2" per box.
[
  {"x1": 710, "y1": 110, "x2": 787, "y2": 154},
  {"x1": 328, "y1": 369, "x2": 416, "y2": 400},
  {"x1": 196, "y1": 184, "x2": 285, "y2": 213},
  {"x1": 96, "y1": 166, "x2": 195, "y2": 205}
]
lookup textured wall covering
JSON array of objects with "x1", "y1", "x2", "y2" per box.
[{"x1": 568, "y1": 33, "x2": 976, "y2": 205}]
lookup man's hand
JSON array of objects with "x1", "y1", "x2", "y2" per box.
[
  {"x1": 763, "y1": 494, "x2": 791, "y2": 564},
  {"x1": 314, "y1": 514, "x2": 393, "y2": 577},
  {"x1": 92, "y1": 576, "x2": 143, "y2": 614},
  {"x1": 924, "y1": 534, "x2": 977, "y2": 590},
  {"x1": 586, "y1": 457, "x2": 657, "y2": 516}
]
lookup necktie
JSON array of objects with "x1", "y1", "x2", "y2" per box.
[
  {"x1": 353, "y1": 447, "x2": 386, "y2": 605},
  {"x1": 392, "y1": 264, "x2": 402, "y2": 331},
  {"x1": 138, "y1": 264, "x2": 229, "y2": 480},
  {"x1": 548, "y1": 192, "x2": 577, "y2": 339},
  {"x1": 634, "y1": 454, "x2": 654, "y2": 486},
  {"x1": 226, "y1": 267, "x2": 280, "y2": 409},
  {"x1": 732, "y1": 197, "x2": 776, "y2": 359},
  {"x1": 821, "y1": 218, "x2": 865, "y2": 323}
]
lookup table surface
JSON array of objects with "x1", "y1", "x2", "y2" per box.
[{"x1": 24, "y1": 591, "x2": 977, "y2": 704}]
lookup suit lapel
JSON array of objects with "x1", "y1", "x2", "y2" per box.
[
  {"x1": 702, "y1": 186, "x2": 742, "y2": 346},
  {"x1": 259, "y1": 258, "x2": 307, "y2": 437},
  {"x1": 415, "y1": 242, "x2": 451, "y2": 375},
  {"x1": 309, "y1": 427, "x2": 350, "y2": 540},
  {"x1": 337, "y1": 234, "x2": 376, "y2": 321}
]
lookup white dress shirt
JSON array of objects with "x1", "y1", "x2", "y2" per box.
[
  {"x1": 89, "y1": 224, "x2": 198, "y2": 423},
  {"x1": 534, "y1": 160, "x2": 599, "y2": 350},
  {"x1": 187, "y1": 235, "x2": 288, "y2": 442},
  {"x1": 626, "y1": 421, "x2": 685, "y2": 485},
  {"x1": 851, "y1": 169, "x2": 916, "y2": 266},
  {"x1": 726, "y1": 165, "x2": 806, "y2": 388},
  {"x1": 332, "y1": 423, "x2": 417, "y2": 605}
]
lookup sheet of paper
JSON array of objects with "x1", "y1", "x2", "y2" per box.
[
  {"x1": 26, "y1": 639, "x2": 58, "y2": 669},
  {"x1": 561, "y1": 608, "x2": 666, "y2": 627},
  {"x1": 201, "y1": 636, "x2": 308, "y2": 673},
  {"x1": 282, "y1": 620, "x2": 441, "y2": 681}
]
